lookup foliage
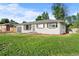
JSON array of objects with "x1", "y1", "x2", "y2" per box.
[
  {"x1": 77, "y1": 13, "x2": 79, "y2": 20},
  {"x1": 72, "y1": 20, "x2": 79, "y2": 28},
  {"x1": 42, "y1": 12, "x2": 49, "y2": 20},
  {"x1": 10, "y1": 20, "x2": 18, "y2": 24},
  {"x1": 36, "y1": 12, "x2": 49, "y2": 21},
  {"x1": 0, "y1": 19, "x2": 18, "y2": 24},
  {"x1": 71, "y1": 15, "x2": 77, "y2": 23},
  {"x1": 0, "y1": 33, "x2": 79, "y2": 55},
  {"x1": 65, "y1": 16, "x2": 72, "y2": 24},
  {"x1": 66, "y1": 13, "x2": 79, "y2": 25},
  {"x1": 9, "y1": 20, "x2": 18, "y2": 27},
  {"x1": 66, "y1": 13, "x2": 79, "y2": 30},
  {"x1": 36, "y1": 15, "x2": 43, "y2": 21},
  {"x1": 52, "y1": 3, "x2": 67, "y2": 20},
  {"x1": 0, "y1": 18, "x2": 9, "y2": 24}
]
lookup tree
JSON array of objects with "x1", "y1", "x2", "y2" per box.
[
  {"x1": 71, "y1": 15, "x2": 77, "y2": 23},
  {"x1": 36, "y1": 12, "x2": 49, "y2": 21},
  {"x1": 8, "y1": 19, "x2": 18, "y2": 27},
  {"x1": 72, "y1": 20, "x2": 79, "y2": 28},
  {"x1": 65, "y1": 16, "x2": 72, "y2": 24},
  {"x1": 10, "y1": 19, "x2": 18, "y2": 24},
  {"x1": 1, "y1": 18, "x2": 9, "y2": 24},
  {"x1": 42, "y1": 12, "x2": 49, "y2": 20},
  {"x1": 77, "y1": 13, "x2": 79, "y2": 20},
  {"x1": 36, "y1": 15, "x2": 43, "y2": 21},
  {"x1": 52, "y1": 3, "x2": 67, "y2": 20}
]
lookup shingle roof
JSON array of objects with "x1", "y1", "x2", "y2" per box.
[{"x1": 33, "y1": 20, "x2": 64, "y2": 23}]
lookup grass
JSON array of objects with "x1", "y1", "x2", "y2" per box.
[{"x1": 0, "y1": 33, "x2": 79, "y2": 56}]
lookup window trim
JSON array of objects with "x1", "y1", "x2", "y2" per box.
[
  {"x1": 37, "y1": 24, "x2": 45, "y2": 29},
  {"x1": 24, "y1": 24, "x2": 31, "y2": 30},
  {"x1": 47, "y1": 22, "x2": 57, "y2": 29}
]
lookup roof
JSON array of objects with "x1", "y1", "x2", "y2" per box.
[
  {"x1": 0, "y1": 23, "x2": 11, "y2": 26},
  {"x1": 0, "y1": 23, "x2": 16, "y2": 27},
  {"x1": 33, "y1": 20, "x2": 64, "y2": 24},
  {"x1": 16, "y1": 19, "x2": 65, "y2": 25}
]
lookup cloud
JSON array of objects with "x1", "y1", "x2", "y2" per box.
[
  {"x1": 0, "y1": 3, "x2": 42, "y2": 23},
  {"x1": 0, "y1": 3, "x2": 55, "y2": 23}
]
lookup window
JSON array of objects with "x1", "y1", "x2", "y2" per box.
[
  {"x1": 47, "y1": 23, "x2": 57, "y2": 29},
  {"x1": 24, "y1": 25, "x2": 31, "y2": 30},
  {"x1": 37, "y1": 24, "x2": 44, "y2": 29}
]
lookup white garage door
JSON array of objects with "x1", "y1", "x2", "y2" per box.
[{"x1": 17, "y1": 27, "x2": 22, "y2": 33}]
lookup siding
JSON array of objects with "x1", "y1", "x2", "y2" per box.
[
  {"x1": 17, "y1": 25, "x2": 33, "y2": 33},
  {"x1": 60, "y1": 23, "x2": 66, "y2": 34},
  {"x1": 0, "y1": 26, "x2": 6, "y2": 32},
  {"x1": 34, "y1": 23, "x2": 60, "y2": 34},
  {"x1": 16, "y1": 22, "x2": 66, "y2": 34}
]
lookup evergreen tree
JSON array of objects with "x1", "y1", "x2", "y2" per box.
[
  {"x1": 52, "y1": 3, "x2": 67, "y2": 20},
  {"x1": 42, "y1": 12, "x2": 49, "y2": 20},
  {"x1": 36, "y1": 12, "x2": 49, "y2": 21}
]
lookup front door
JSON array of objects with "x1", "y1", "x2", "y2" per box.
[{"x1": 6, "y1": 25, "x2": 10, "y2": 31}]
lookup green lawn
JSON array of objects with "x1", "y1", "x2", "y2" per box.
[{"x1": 0, "y1": 33, "x2": 79, "y2": 56}]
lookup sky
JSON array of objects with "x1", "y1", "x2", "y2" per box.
[{"x1": 0, "y1": 3, "x2": 79, "y2": 23}]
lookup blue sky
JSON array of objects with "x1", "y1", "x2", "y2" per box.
[{"x1": 0, "y1": 3, "x2": 79, "y2": 23}]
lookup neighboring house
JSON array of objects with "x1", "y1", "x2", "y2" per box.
[
  {"x1": 16, "y1": 20, "x2": 66, "y2": 34},
  {"x1": 69, "y1": 28, "x2": 79, "y2": 34},
  {"x1": 0, "y1": 23, "x2": 16, "y2": 33}
]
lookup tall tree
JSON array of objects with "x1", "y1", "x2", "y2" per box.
[
  {"x1": 52, "y1": 3, "x2": 67, "y2": 20},
  {"x1": 42, "y1": 12, "x2": 49, "y2": 19},
  {"x1": 1, "y1": 18, "x2": 9, "y2": 24}
]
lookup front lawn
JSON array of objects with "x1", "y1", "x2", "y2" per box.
[{"x1": 0, "y1": 33, "x2": 79, "y2": 56}]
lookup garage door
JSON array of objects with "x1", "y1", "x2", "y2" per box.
[{"x1": 17, "y1": 27, "x2": 22, "y2": 33}]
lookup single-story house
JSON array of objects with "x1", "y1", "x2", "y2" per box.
[
  {"x1": 0, "y1": 23, "x2": 16, "y2": 33},
  {"x1": 16, "y1": 20, "x2": 66, "y2": 34}
]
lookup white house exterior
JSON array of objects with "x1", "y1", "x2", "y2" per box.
[{"x1": 16, "y1": 20, "x2": 66, "y2": 34}]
